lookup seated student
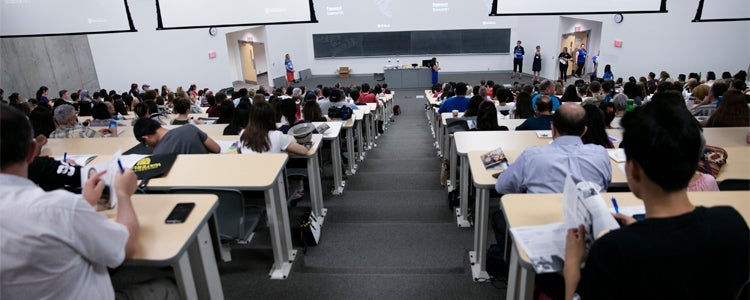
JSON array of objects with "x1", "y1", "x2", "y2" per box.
[
  {"x1": 497, "y1": 103, "x2": 611, "y2": 194},
  {"x1": 302, "y1": 97, "x2": 328, "y2": 122},
  {"x1": 238, "y1": 101, "x2": 308, "y2": 155},
  {"x1": 222, "y1": 102, "x2": 250, "y2": 135},
  {"x1": 358, "y1": 83, "x2": 380, "y2": 107},
  {"x1": 216, "y1": 100, "x2": 235, "y2": 124},
  {"x1": 563, "y1": 93, "x2": 749, "y2": 300},
  {"x1": 144, "y1": 100, "x2": 169, "y2": 126},
  {"x1": 696, "y1": 81, "x2": 728, "y2": 106},
  {"x1": 531, "y1": 80, "x2": 561, "y2": 111},
  {"x1": 318, "y1": 88, "x2": 358, "y2": 116},
  {"x1": 514, "y1": 92, "x2": 534, "y2": 119},
  {"x1": 206, "y1": 93, "x2": 223, "y2": 118},
  {"x1": 171, "y1": 98, "x2": 204, "y2": 125},
  {"x1": 133, "y1": 118, "x2": 220, "y2": 155},
  {"x1": 1, "y1": 104, "x2": 152, "y2": 299},
  {"x1": 581, "y1": 104, "x2": 614, "y2": 148},
  {"x1": 86, "y1": 102, "x2": 115, "y2": 126},
  {"x1": 494, "y1": 88, "x2": 516, "y2": 117},
  {"x1": 463, "y1": 95, "x2": 484, "y2": 118},
  {"x1": 50, "y1": 104, "x2": 112, "y2": 138},
  {"x1": 437, "y1": 82, "x2": 471, "y2": 113},
  {"x1": 278, "y1": 98, "x2": 316, "y2": 134},
  {"x1": 702, "y1": 90, "x2": 749, "y2": 127},
  {"x1": 474, "y1": 101, "x2": 508, "y2": 131},
  {"x1": 515, "y1": 96, "x2": 554, "y2": 131}
]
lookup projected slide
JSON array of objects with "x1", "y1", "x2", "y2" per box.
[
  {"x1": 693, "y1": 0, "x2": 749, "y2": 22},
  {"x1": 156, "y1": 0, "x2": 315, "y2": 29},
  {"x1": 492, "y1": 0, "x2": 665, "y2": 16},
  {"x1": 1, "y1": 0, "x2": 134, "y2": 37}
]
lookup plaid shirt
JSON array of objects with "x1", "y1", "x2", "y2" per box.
[{"x1": 49, "y1": 125, "x2": 104, "y2": 138}]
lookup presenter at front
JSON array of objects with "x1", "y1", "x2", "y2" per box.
[
  {"x1": 285, "y1": 54, "x2": 295, "y2": 87},
  {"x1": 431, "y1": 57, "x2": 440, "y2": 85}
]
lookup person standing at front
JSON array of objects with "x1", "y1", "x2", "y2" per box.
[
  {"x1": 532, "y1": 45, "x2": 542, "y2": 82},
  {"x1": 285, "y1": 54, "x2": 295, "y2": 87},
  {"x1": 512, "y1": 40, "x2": 525, "y2": 79},
  {"x1": 575, "y1": 44, "x2": 587, "y2": 78},
  {"x1": 430, "y1": 57, "x2": 440, "y2": 85},
  {"x1": 558, "y1": 47, "x2": 572, "y2": 82}
]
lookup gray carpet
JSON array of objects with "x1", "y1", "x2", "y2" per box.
[{"x1": 218, "y1": 84, "x2": 505, "y2": 299}]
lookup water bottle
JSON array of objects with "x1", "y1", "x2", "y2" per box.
[
  {"x1": 626, "y1": 99, "x2": 634, "y2": 112},
  {"x1": 116, "y1": 112, "x2": 123, "y2": 120},
  {"x1": 341, "y1": 107, "x2": 349, "y2": 120}
]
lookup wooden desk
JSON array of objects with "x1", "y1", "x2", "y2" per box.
[
  {"x1": 501, "y1": 191, "x2": 750, "y2": 299},
  {"x1": 106, "y1": 194, "x2": 223, "y2": 300},
  {"x1": 702, "y1": 127, "x2": 749, "y2": 147},
  {"x1": 719, "y1": 147, "x2": 750, "y2": 181},
  {"x1": 357, "y1": 105, "x2": 375, "y2": 151},
  {"x1": 312, "y1": 121, "x2": 346, "y2": 195},
  {"x1": 288, "y1": 134, "x2": 327, "y2": 222},
  {"x1": 144, "y1": 154, "x2": 297, "y2": 280},
  {"x1": 452, "y1": 130, "x2": 622, "y2": 227},
  {"x1": 41, "y1": 137, "x2": 139, "y2": 157}
]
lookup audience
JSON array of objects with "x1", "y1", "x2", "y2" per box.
[
  {"x1": 581, "y1": 104, "x2": 614, "y2": 149},
  {"x1": 437, "y1": 82, "x2": 470, "y2": 113},
  {"x1": 171, "y1": 98, "x2": 204, "y2": 125},
  {"x1": 133, "y1": 118, "x2": 220, "y2": 155},
  {"x1": 50, "y1": 104, "x2": 112, "y2": 138},
  {"x1": 702, "y1": 90, "x2": 750, "y2": 127},
  {"x1": 474, "y1": 101, "x2": 505, "y2": 131},
  {"x1": 497, "y1": 103, "x2": 611, "y2": 194},
  {"x1": 238, "y1": 102, "x2": 308, "y2": 155},
  {"x1": 531, "y1": 80, "x2": 561, "y2": 111},
  {"x1": 563, "y1": 94, "x2": 749, "y2": 300},
  {"x1": 514, "y1": 92, "x2": 534, "y2": 119},
  {"x1": 515, "y1": 96, "x2": 554, "y2": 130},
  {"x1": 223, "y1": 102, "x2": 251, "y2": 135}
]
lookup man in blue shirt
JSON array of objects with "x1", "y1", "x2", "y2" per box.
[
  {"x1": 496, "y1": 102, "x2": 611, "y2": 194},
  {"x1": 437, "y1": 82, "x2": 470, "y2": 113},
  {"x1": 531, "y1": 80, "x2": 561, "y2": 111},
  {"x1": 512, "y1": 40, "x2": 525, "y2": 79},
  {"x1": 575, "y1": 44, "x2": 587, "y2": 78},
  {"x1": 515, "y1": 96, "x2": 554, "y2": 131}
]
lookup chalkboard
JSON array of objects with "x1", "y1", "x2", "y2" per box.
[{"x1": 313, "y1": 29, "x2": 510, "y2": 58}]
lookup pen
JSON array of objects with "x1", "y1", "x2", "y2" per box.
[
  {"x1": 117, "y1": 159, "x2": 125, "y2": 174},
  {"x1": 611, "y1": 197, "x2": 619, "y2": 214},
  {"x1": 63, "y1": 152, "x2": 67, "y2": 163}
]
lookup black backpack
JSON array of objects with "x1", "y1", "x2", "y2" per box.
[{"x1": 328, "y1": 104, "x2": 353, "y2": 120}]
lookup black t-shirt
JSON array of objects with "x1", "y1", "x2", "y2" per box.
[
  {"x1": 28, "y1": 156, "x2": 82, "y2": 192},
  {"x1": 577, "y1": 206, "x2": 749, "y2": 299}
]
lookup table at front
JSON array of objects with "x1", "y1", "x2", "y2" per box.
[
  {"x1": 312, "y1": 121, "x2": 346, "y2": 195},
  {"x1": 144, "y1": 154, "x2": 297, "y2": 279},
  {"x1": 500, "y1": 191, "x2": 750, "y2": 300},
  {"x1": 107, "y1": 194, "x2": 223, "y2": 300},
  {"x1": 41, "y1": 137, "x2": 139, "y2": 157},
  {"x1": 385, "y1": 68, "x2": 431, "y2": 89}
]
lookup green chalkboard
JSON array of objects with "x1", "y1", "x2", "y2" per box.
[{"x1": 313, "y1": 29, "x2": 510, "y2": 58}]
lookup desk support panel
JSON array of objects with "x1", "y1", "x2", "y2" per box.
[
  {"x1": 457, "y1": 155, "x2": 471, "y2": 227},
  {"x1": 265, "y1": 173, "x2": 297, "y2": 279},
  {"x1": 469, "y1": 187, "x2": 491, "y2": 281}
]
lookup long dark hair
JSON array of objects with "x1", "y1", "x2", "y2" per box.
[
  {"x1": 279, "y1": 98, "x2": 297, "y2": 124},
  {"x1": 303, "y1": 100, "x2": 327, "y2": 122},
  {"x1": 464, "y1": 96, "x2": 484, "y2": 117},
  {"x1": 476, "y1": 101, "x2": 500, "y2": 131},
  {"x1": 705, "y1": 90, "x2": 750, "y2": 127},
  {"x1": 240, "y1": 101, "x2": 277, "y2": 153},
  {"x1": 581, "y1": 104, "x2": 614, "y2": 148},
  {"x1": 217, "y1": 100, "x2": 235, "y2": 124},
  {"x1": 515, "y1": 92, "x2": 534, "y2": 119},
  {"x1": 560, "y1": 85, "x2": 581, "y2": 102}
]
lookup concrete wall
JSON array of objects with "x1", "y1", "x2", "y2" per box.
[{"x1": 1, "y1": 35, "x2": 99, "y2": 100}]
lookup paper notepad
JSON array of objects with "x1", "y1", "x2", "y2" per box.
[
  {"x1": 608, "y1": 149, "x2": 626, "y2": 163},
  {"x1": 56, "y1": 154, "x2": 98, "y2": 166},
  {"x1": 536, "y1": 130, "x2": 552, "y2": 138}
]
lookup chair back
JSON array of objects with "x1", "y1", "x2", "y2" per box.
[{"x1": 170, "y1": 188, "x2": 247, "y2": 241}]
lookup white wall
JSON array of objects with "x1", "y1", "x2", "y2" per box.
[
  {"x1": 87, "y1": 0, "x2": 749, "y2": 90},
  {"x1": 88, "y1": 0, "x2": 243, "y2": 92}
]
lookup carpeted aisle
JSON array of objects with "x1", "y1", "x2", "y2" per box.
[{"x1": 218, "y1": 88, "x2": 505, "y2": 299}]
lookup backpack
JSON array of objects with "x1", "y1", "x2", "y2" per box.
[{"x1": 328, "y1": 104, "x2": 353, "y2": 120}]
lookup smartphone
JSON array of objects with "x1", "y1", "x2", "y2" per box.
[
  {"x1": 165, "y1": 202, "x2": 195, "y2": 224},
  {"x1": 109, "y1": 120, "x2": 116, "y2": 129}
]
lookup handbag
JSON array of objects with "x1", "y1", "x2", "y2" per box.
[
  {"x1": 299, "y1": 210, "x2": 321, "y2": 253},
  {"x1": 697, "y1": 145, "x2": 728, "y2": 178}
]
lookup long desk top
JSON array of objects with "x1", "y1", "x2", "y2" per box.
[
  {"x1": 501, "y1": 191, "x2": 750, "y2": 265},
  {"x1": 145, "y1": 154, "x2": 288, "y2": 190},
  {"x1": 469, "y1": 146, "x2": 750, "y2": 188},
  {"x1": 102, "y1": 194, "x2": 218, "y2": 265},
  {"x1": 41, "y1": 137, "x2": 138, "y2": 157}
]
